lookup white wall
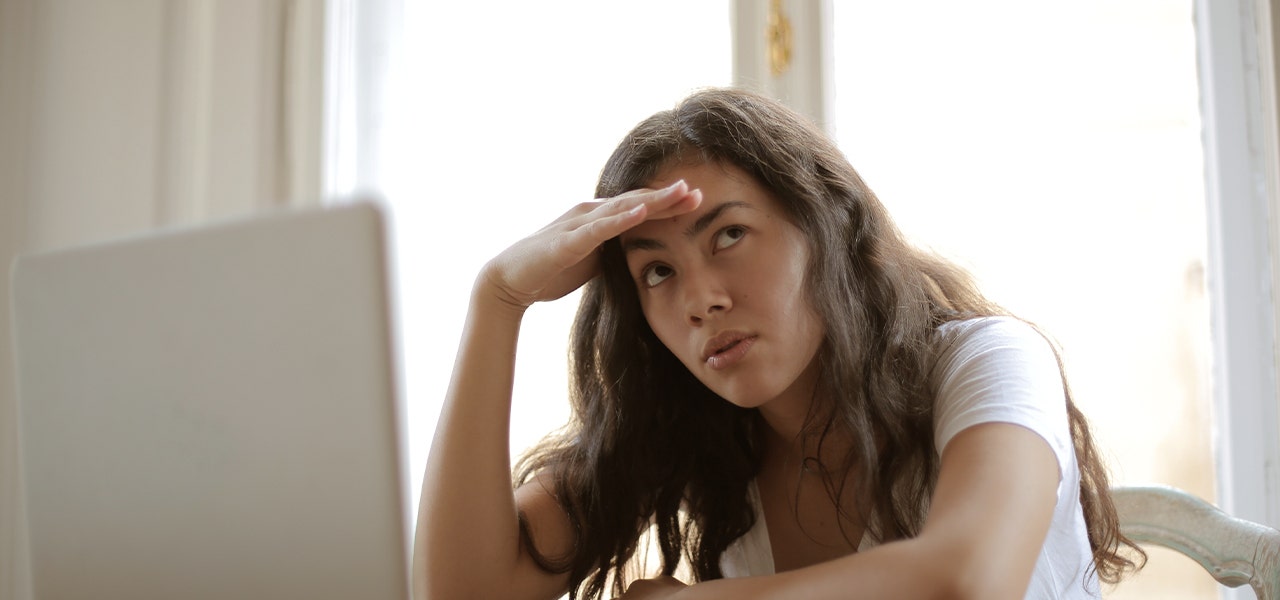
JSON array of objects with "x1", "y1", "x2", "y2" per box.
[{"x1": 0, "y1": 1, "x2": 323, "y2": 597}]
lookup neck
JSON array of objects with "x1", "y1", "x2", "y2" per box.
[
  {"x1": 757, "y1": 352, "x2": 823, "y2": 439},
  {"x1": 760, "y1": 407, "x2": 853, "y2": 468},
  {"x1": 757, "y1": 394, "x2": 812, "y2": 444}
]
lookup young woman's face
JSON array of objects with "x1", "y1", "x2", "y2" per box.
[{"x1": 620, "y1": 161, "x2": 825, "y2": 410}]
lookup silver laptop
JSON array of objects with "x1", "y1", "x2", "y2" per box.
[{"x1": 10, "y1": 202, "x2": 410, "y2": 599}]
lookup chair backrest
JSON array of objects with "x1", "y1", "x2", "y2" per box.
[{"x1": 1113, "y1": 485, "x2": 1280, "y2": 599}]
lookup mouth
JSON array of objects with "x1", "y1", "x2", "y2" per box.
[
  {"x1": 703, "y1": 331, "x2": 757, "y2": 369},
  {"x1": 717, "y1": 340, "x2": 739, "y2": 352}
]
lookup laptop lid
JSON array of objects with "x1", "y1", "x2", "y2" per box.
[{"x1": 11, "y1": 202, "x2": 409, "y2": 599}]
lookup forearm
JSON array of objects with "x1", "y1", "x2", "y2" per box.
[
  {"x1": 671, "y1": 539, "x2": 961, "y2": 600},
  {"x1": 414, "y1": 277, "x2": 528, "y2": 597},
  {"x1": 669, "y1": 424, "x2": 1058, "y2": 600}
]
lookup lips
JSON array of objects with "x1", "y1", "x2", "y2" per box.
[{"x1": 703, "y1": 331, "x2": 757, "y2": 370}]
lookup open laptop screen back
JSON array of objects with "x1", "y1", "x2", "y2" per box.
[{"x1": 11, "y1": 203, "x2": 409, "y2": 600}]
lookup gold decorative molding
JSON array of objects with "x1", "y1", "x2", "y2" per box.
[{"x1": 766, "y1": 0, "x2": 792, "y2": 76}]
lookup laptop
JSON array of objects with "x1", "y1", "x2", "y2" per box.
[{"x1": 10, "y1": 201, "x2": 410, "y2": 599}]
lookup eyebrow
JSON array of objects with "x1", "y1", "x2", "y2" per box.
[{"x1": 621, "y1": 201, "x2": 753, "y2": 254}]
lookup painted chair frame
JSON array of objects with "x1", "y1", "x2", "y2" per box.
[{"x1": 1113, "y1": 486, "x2": 1280, "y2": 599}]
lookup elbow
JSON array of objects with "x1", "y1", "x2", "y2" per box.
[
  {"x1": 416, "y1": 576, "x2": 491, "y2": 600},
  {"x1": 901, "y1": 534, "x2": 1029, "y2": 598},
  {"x1": 921, "y1": 575, "x2": 1020, "y2": 600},
  {"x1": 413, "y1": 546, "x2": 486, "y2": 600},
  {"x1": 415, "y1": 561, "x2": 500, "y2": 600},
  {"x1": 918, "y1": 542, "x2": 1031, "y2": 600},
  {"x1": 416, "y1": 583, "x2": 462, "y2": 600}
]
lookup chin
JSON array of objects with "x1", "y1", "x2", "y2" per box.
[{"x1": 713, "y1": 388, "x2": 777, "y2": 410}]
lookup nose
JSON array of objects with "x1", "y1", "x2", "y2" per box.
[{"x1": 684, "y1": 268, "x2": 732, "y2": 326}]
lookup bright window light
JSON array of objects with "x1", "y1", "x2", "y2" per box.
[{"x1": 384, "y1": 1, "x2": 732, "y2": 525}]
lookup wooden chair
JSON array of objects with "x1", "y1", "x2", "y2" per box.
[{"x1": 1113, "y1": 486, "x2": 1280, "y2": 599}]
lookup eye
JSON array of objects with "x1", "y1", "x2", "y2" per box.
[
  {"x1": 640, "y1": 264, "x2": 674, "y2": 288},
  {"x1": 714, "y1": 226, "x2": 747, "y2": 251}
]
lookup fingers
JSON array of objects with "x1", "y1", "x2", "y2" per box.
[
  {"x1": 560, "y1": 180, "x2": 701, "y2": 231},
  {"x1": 584, "y1": 183, "x2": 702, "y2": 241},
  {"x1": 482, "y1": 180, "x2": 702, "y2": 307},
  {"x1": 609, "y1": 179, "x2": 694, "y2": 213},
  {"x1": 614, "y1": 180, "x2": 703, "y2": 221},
  {"x1": 644, "y1": 187, "x2": 702, "y2": 221},
  {"x1": 556, "y1": 202, "x2": 650, "y2": 261},
  {"x1": 546, "y1": 182, "x2": 699, "y2": 258}
]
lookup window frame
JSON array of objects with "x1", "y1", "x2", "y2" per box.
[{"x1": 1194, "y1": 0, "x2": 1280, "y2": 536}]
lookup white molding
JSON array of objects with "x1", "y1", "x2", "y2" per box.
[
  {"x1": 1196, "y1": 0, "x2": 1280, "y2": 541},
  {"x1": 323, "y1": 0, "x2": 398, "y2": 201},
  {"x1": 323, "y1": 0, "x2": 356, "y2": 198},
  {"x1": 731, "y1": 0, "x2": 834, "y2": 134},
  {"x1": 1261, "y1": 0, "x2": 1280, "y2": 416},
  {"x1": 1, "y1": 0, "x2": 35, "y2": 596},
  {"x1": 156, "y1": 0, "x2": 215, "y2": 224},
  {"x1": 0, "y1": 0, "x2": 35, "y2": 588},
  {"x1": 283, "y1": 0, "x2": 325, "y2": 206}
]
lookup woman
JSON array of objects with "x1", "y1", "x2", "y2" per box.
[{"x1": 413, "y1": 88, "x2": 1142, "y2": 599}]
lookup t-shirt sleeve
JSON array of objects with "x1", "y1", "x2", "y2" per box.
[{"x1": 931, "y1": 317, "x2": 1073, "y2": 484}]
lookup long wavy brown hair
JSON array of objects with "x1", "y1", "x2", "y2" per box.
[{"x1": 514, "y1": 87, "x2": 1143, "y2": 599}]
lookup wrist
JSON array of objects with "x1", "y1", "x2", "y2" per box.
[{"x1": 470, "y1": 269, "x2": 529, "y2": 325}]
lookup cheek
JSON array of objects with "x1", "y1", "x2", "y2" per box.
[
  {"x1": 641, "y1": 301, "x2": 692, "y2": 359},
  {"x1": 773, "y1": 267, "x2": 812, "y2": 313},
  {"x1": 640, "y1": 301, "x2": 674, "y2": 342},
  {"x1": 777, "y1": 279, "x2": 825, "y2": 345}
]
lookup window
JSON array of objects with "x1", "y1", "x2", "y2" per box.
[
  {"x1": 829, "y1": 2, "x2": 1214, "y2": 597},
  {"x1": 381, "y1": 0, "x2": 733, "y2": 524}
]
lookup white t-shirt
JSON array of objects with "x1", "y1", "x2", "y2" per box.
[{"x1": 719, "y1": 317, "x2": 1100, "y2": 598}]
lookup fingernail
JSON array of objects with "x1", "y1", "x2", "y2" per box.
[{"x1": 666, "y1": 179, "x2": 685, "y2": 191}]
